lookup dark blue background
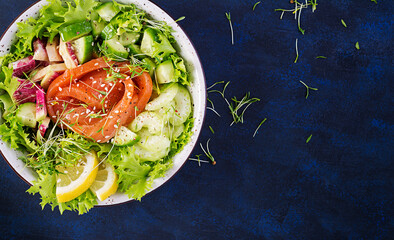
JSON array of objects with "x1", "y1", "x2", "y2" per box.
[{"x1": 0, "y1": 0, "x2": 393, "y2": 239}]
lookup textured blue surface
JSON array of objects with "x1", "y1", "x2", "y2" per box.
[{"x1": 0, "y1": 0, "x2": 393, "y2": 239}]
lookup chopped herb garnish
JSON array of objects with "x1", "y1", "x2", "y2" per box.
[
  {"x1": 371, "y1": 0, "x2": 377, "y2": 3},
  {"x1": 300, "y1": 80, "x2": 318, "y2": 99},
  {"x1": 209, "y1": 126, "x2": 215, "y2": 134},
  {"x1": 355, "y1": 42, "x2": 360, "y2": 50},
  {"x1": 253, "y1": 118, "x2": 267, "y2": 138},
  {"x1": 316, "y1": 56, "x2": 327, "y2": 59},
  {"x1": 225, "y1": 12, "x2": 234, "y2": 45},
  {"x1": 341, "y1": 19, "x2": 347, "y2": 28},
  {"x1": 306, "y1": 134, "x2": 313, "y2": 143},
  {"x1": 253, "y1": 2, "x2": 261, "y2": 11}
]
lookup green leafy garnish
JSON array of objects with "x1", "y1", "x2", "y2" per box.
[
  {"x1": 200, "y1": 139, "x2": 216, "y2": 165},
  {"x1": 341, "y1": 19, "x2": 347, "y2": 28},
  {"x1": 253, "y1": 2, "x2": 261, "y2": 11},
  {"x1": 306, "y1": 134, "x2": 313, "y2": 143},
  {"x1": 253, "y1": 118, "x2": 267, "y2": 138},
  {"x1": 300, "y1": 80, "x2": 318, "y2": 99},
  {"x1": 188, "y1": 154, "x2": 210, "y2": 167},
  {"x1": 294, "y1": 38, "x2": 299, "y2": 63},
  {"x1": 225, "y1": 12, "x2": 234, "y2": 45},
  {"x1": 209, "y1": 126, "x2": 215, "y2": 134},
  {"x1": 355, "y1": 42, "x2": 360, "y2": 50},
  {"x1": 228, "y1": 93, "x2": 260, "y2": 125},
  {"x1": 175, "y1": 16, "x2": 186, "y2": 22}
]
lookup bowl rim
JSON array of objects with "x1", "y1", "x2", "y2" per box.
[{"x1": 0, "y1": 0, "x2": 207, "y2": 207}]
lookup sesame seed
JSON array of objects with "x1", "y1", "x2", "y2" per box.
[
  {"x1": 93, "y1": 81, "x2": 97, "y2": 84},
  {"x1": 101, "y1": 84, "x2": 105, "y2": 87},
  {"x1": 97, "y1": 140, "x2": 101, "y2": 142},
  {"x1": 58, "y1": 87, "x2": 62, "y2": 91},
  {"x1": 114, "y1": 125, "x2": 118, "y2": 128}
]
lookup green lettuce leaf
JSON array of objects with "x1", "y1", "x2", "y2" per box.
[
  {"x1": 0, "y1": 66, "x2": 20, "y2": 102},
  {"x1": 61, "y1": 0, "x2": 98, "y2": 24},
  {"x1": 108, "y1": 147, "x2": 151, "y2": 200},
  {"x1": 171, "y1": 54, "x2": 189, "y2": 85},
  {"x1": 27, "y1": 172, "x2": 97, "y2": 215}
]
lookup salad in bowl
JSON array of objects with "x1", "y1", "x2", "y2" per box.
[{"x1": 0, "y1": 0, "x2": 205, "y2": 214}]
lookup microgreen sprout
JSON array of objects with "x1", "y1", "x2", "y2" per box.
[
  {"x1": 188, "y1": 154, "x2": 210, "y2": 167},
  {"x1": 228, "y1": 93, "x2": 260, "y2": 126},
  {"x1": 253, "y1": 118, "x2": 267, "y2": 138},
  {"x1": 207, "y1": 98, "x2": 221, "y2": 117},
  {"x1": 306, "y1": 134, "x2": 313, "y2": 143},
  {"x1": 355, "y1": 42, "x2": 360, "y2": 50},
  {"x1": 225, "y1": 12, "x2": 234, "y2": 45},
  {"x1": 275, "y1": 0, "x2": 318, "y2": 34},
  {"x1": 294, "y1": 38, "x2": 299, "y2": 63},
  {"x1": 200, "y1": 138, "x2": 216, "y2": 165},
  {"x1": 300, "y1": 80, "x2": 318, "y2": 99},
  {"x1": 341, "y1": 19, "x2": 347, "y2": 28},
  {"x1": 209, "y1": 126, "x2": 215, "y2": 134},
  {"x1": 175, "y1": 16, "x2": 185, "y2": 22},
  {"x1": 253, "y1": 2, "x2": 261, "y2": 11}
]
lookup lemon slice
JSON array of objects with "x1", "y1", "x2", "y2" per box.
[
  {"x1": 90, "y1": 161, "x2": 118, "y2": 201},
  {"x1": 56, "y1": 151, "x2": 99, "y2": 203}
]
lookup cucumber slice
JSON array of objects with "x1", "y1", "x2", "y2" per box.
[
  {"x1": 0, "y1": 94, "x2": 14, "y2": 117},
  {"x1": 146, "y1": 83, "x2": 178, "y2": 111},
  {"x1": 91, "y1": 11, "x2": 106, "y2": 37},
  {"x1": 101, "y1": 24, "x2": 117, "y2": 40},
  {"x1": 91, "y1": 20, "x2": 106, "y2": 37},
  {"x1": 156, "y1": 60, "x2": 175, "y2": 84},
  {"x1": 140, "y1": 28, "x2": 175, "y2": 61},
  {"x1": 169, "y1": 85, "x2": 192, "y2": 126},
  {"x1": 96, "y1": 2, "x2": 120, "y2": 22},
  {"x1": 128, "y1": 111, "x2": 163, "y2": 134},
  {"x1": 113, "y1": 126, "x2": 140, "y2": 146},
  {"x1": 162, "y1": 124, "x2": 184, "y2": 140},
  {"x1": 141, "y1": 58, "x2": 156, "y2": 78},
  {"x1": 134, "y1": 130, "x2": 171, "y2": 161},
  {"x1": 127, "y1": 44, "x2": 143, "y2": 56},
  {"x1": 16, "y1": 102, "x2": 37, "y2": 128},
  {"x1": 119, "y1": 32, "x2": 141, "y2": 46},
  {"x1": 59, "y1": 21, "x2": 93, "y2": 42},
  {"x1": 103, "y1": 38, "x2": 129, "y2": 60},
  {"x1": 72, "y1": 35, "x2": 94, "y2": 64}
]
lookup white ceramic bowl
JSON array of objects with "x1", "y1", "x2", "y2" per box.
[{"x1": 0, "y1": 0, "x2": 206, "y2": 206}]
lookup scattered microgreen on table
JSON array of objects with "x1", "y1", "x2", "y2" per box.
[
  {"x1": 300, "y1": 81, "x2": 318, "y2": 99},
  {"x1": 225, "y1": 12, "x2": 234, "y2": 45},
  {"x1": 175, "y1": 16, "x2": 185, "y2": 22},
  {"x1": 253, "y1": 2, "x2": 261, "y2": 11},
  {"x1": 253, "y1": 118, "x2": 267, "y2": 138},
  {"x1": 294, "y1": 38, "x2": 299, "y2": 63},
  {"x1": 341, "y1": 19, "x2": 347, "y2": 28},
  {"x1": 306, "y1": 134, "x2": 313, "y2": 143}
]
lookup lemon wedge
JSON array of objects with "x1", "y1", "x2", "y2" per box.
[
  {"x1": 90, "y1": 161, "x2": 118, "y2": 201},
  {"x1": 56, "y1": 151, "x2": 99, "y2": 203}
]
